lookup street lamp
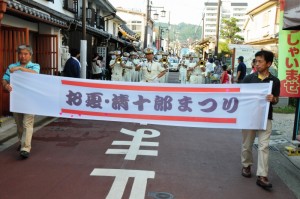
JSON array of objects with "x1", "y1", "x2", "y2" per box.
[
  {"x1": 153, "y1": 12, "x2": 159, "y2": 20},
  {"x1": 152, "y1": 8, "x2": 166, "y2": 20},
  {"x1": 144, "y1": 0, "x2": 166, "y2": 48},
  {"x1": 159, "y1": 26, "x2": 168, "y2": 51}
]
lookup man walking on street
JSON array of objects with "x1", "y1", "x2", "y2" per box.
[
  {"x1": 241, "y1": 50, "x2": 280, "y2": 189},
  {"x1": 2, "y1": 44, "x2": 40, "y2": 159},
  {"x1": 235, "y1": 56, "x2": 246, "y2": 83}
]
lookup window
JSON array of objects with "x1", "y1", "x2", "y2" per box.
[
  {"x1": 113, "y1": 23, "x2": 116, "y2": 35},
  {"x1": 63, "y1": 0, "x2": 78, "y2": 13},
  {"x1": 262, "y1": 10, "x2": 270, "y2": 27},
  {"x1": 96, "y1": 16, "x2": 105, "y2": 29},
  {"x1": 131, "y1": 21, "x2": 142, "y2": 23}
]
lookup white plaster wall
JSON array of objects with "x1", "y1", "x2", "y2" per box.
[
  {"x1": 244, "y1": 4, "x2": 278, "y2": 42},
  {"x1": 32, "y1": 0, "x2": 75, "y2": 18},
  {"x1": 2, "y1": 15, "x2": 38, "y2": 31}
]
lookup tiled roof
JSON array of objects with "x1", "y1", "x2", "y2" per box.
[
  {"x1": 6, "y1": 0, "x2": 68, "y2": 27},
  {"x1": 5, "y1": 0, "x2": 133, "y2": 46}
]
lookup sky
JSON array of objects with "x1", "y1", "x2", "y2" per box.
[{"x1": 108, "y1": 0, "x2": 266, "y2": 25}]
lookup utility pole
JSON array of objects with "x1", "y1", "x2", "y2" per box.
[
  {"x1": 144, "y1": 0, "x2": 150, "y2": 48},
  {"x1": 80, "y1": 0, "x2": 87, "y2": 79},
  {"x1": 82, "y1": 0, "x2": 86, "y2": 40},
  {"x1": 202, "y1": 13, "x2": 205, "y2": 40},
  {"x1": 215, "y1": 0, "x2": 221, "y2": 57},
  {"x1": 167, "y1": 11, "x2": 170, "y2": 53}
]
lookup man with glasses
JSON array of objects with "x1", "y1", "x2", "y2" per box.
[{"x1": 2, "y1": 44, "x2": 40, "y2": 159}]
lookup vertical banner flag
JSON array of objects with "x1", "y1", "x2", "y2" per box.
[
  {"x1": 10, "y1": 72, "x2": 272, "y2": 130},
  {"x1": 279, "y1": 0, "x2": 300, "y2": 97}
]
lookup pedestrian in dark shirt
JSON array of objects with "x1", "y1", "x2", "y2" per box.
[
  {"x1": 235, "y1": 56, "x2": 246, "y2": 83},
  {"x1": 63, "y1": 48, "x2": 81, "y2": 78},
  {"x1": 241, "y1": 50, "x2": 280, "y2": 189}
]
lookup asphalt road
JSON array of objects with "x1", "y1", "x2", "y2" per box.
[{"x1": 0, "y1": 118, "x2": 297, "y2": 199}]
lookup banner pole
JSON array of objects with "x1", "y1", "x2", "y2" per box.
[{"x1": 292, "y1": 98, "x2": 300, "y2": 140}]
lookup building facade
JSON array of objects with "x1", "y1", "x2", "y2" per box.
[
  {"x1": 243, "y1": 0, "x2": 279, "y2": 54},
  {"x1": 115, "y1": 7, "x2": 145, "y2": 49},
  {"x1": 203, "y1": 1, "x2": 248, "y2": 39}
]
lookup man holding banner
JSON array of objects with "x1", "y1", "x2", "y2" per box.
[
  {"x1": 2, "y1": 45, "x2": 40, "y2": 159},
  {"x1": 241, "y1": 50, "x2": 280, "y2": 189}
]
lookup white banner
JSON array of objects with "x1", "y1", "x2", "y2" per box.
[{"x1": 10, "y1": 72, "x2": 271, "y2": 130}]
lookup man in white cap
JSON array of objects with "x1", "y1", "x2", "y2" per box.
[
  {"x1": 186, "y1": 54, "x2": 197, "y2": 84},
  {"x1": 159, "y1": 53, "x2": 169, "y2": 83},
  {"x1": 189, "y1": 58, "x2": 206, "y2": 84},
  {"x1": 128, "y1": 51, "x2": 140, "y2": 82},
  {"x1": 110, "y1": 50, "x2": 125, "y2": 81},
  {"x1": 136, "y1": 47, "x2": 166, "y2": 83},
  {"x1": 122, "y1": 52, "x2": 132, "y2": 82}
]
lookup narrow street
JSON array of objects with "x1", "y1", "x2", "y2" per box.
[{"x1": 0, "y1": 117, "x2": 297, "y2": 199}]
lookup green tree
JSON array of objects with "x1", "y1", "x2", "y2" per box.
[
  {"x1": 155, "y1": 22, "x2": 202, "y2": 43},
  {"x1": 220, "y1": 17, "x2": 244, "y2": 44},
  {"x1": 219, "y1": 41, "x2": 231, "y2": 55}
]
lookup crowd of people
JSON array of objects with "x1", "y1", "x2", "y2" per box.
[
  {"x1": 178, "y1": 54, "x2": 226, "y2": 84},
  {"x1": 107, "y1": 48, "x2": 169, "y2": 83},
  {"x1": 60, "y1": 47, "x2": 252, "y2": 86}
]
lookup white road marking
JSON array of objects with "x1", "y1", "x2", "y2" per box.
[
  {"x1": 106, "y1": 128, "x2": 160, "y2": 160},
  {"x1": 90, "y1": 168, "x2": 155, "y2": 199}
]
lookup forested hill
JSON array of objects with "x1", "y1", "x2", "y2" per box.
[{"x1": 155, "y1": 22, "x2": 202, "y2": 43}]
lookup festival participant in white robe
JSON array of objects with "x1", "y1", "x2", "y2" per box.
[
  {"x1": 179, "y1": 55, "x2": 188, "y2": 84},
  {"x1": 128, "y1": 52, "x2": 139, "y2": 82},
  {"x1": 159, "y1": 54, "x2": 169, "y2": 83},
  {"x1": 137, "y1": 51, "x2": 145, "y2": 82},
  {"x1": 205, "y1": 58, "x2": 214, "y2": 84},
  {"x1": 189, "y1": 59, "x2": 206, "y2": 84},
  {"x1": 122, "y1": 52, "x2": 133, "y2": 82},
  {"x1": 135, "y1": 47, "x2": 166, "y2": 83},
  {"x1": 186, "y1": 54, "x2": 196, "y2": 84},
  {"x1": 110, "y1": 51, "x2": 125, "y2": 81}
]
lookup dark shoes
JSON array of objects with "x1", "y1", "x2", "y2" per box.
[
  {"x1": 241, "y1": 166, "x2": 272, "y2": 189},
  {"x1": 256, "y1": 176, "x2": 272, "y2": 189},
  {"x1": 241, "y1": 166, "x2": 251, "y2": 178},
  {"x1": 20, "y1": 150, "x2": 30, "y2": 159}
]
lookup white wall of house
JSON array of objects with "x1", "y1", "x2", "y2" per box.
[
  {"x1": 32, "y1": 0, "x2": 75, "y2": 18},
  {"x1": 116, "y1": 8, "x2": 145, "y2": 43},
  {"x1": 244, "y1": 2, "x2": 278, "y2": 43},
  {"x1": 203, "y1": 1, "x2": 249, "y2": 39},
  {"x1": 106, "y1": 20, "x2": 116, "y2": 35},
  {"x1": 2, "y1": 15, "x2": 38, "y2": 31}
]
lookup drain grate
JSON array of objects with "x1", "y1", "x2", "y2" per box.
[
  {"x1": 253, "y1": 144, "x2": 279, "y2": 151},
  {"x1": 269, "y1": 138, "x2": 289, "y2": 145},
  {"x1": 148, "y1": 192, "x2": 174, "y2": 199}
]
